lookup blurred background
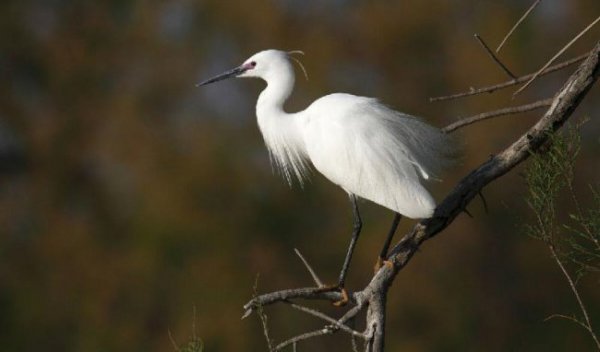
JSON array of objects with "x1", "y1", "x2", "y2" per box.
[{"x1": 1, "y1": 0, "x2": 599, "y2": 351}]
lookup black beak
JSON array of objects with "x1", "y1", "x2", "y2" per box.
[{"x1": 196, "y1": 66, "x2": 247, "y2": 87}]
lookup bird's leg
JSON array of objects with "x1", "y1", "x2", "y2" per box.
[
  {"x1": 328, "y1": 195, "x2": 362, "y2": 306},
  {"x1": 374, "y1": 213, "x2": 401, "y2": 272},
  {"x1": 337, "y1": 195, "x2": 362, "y2": 287}
]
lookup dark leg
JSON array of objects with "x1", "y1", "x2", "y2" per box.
[
  {"x1": 337, "y1": 195, "x2": 362, "y2": 288},
  {"x1": 375, "y1": 213, "x2": 402, "y2": 271}
]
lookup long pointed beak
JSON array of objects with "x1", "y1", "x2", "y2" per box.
[{"x1": 196, "y1": 66, "x2": 248, "y2": 87}]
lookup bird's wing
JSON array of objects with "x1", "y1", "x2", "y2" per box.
[{"x1": 302, "y1": 94, "x2": 439, "y2": 218}]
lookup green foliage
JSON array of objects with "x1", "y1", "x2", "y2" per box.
[
  {"x1": 525, "y1": 125, "x2": 599, "y2": 277},
  {"x1": 524, "y1": 128, "x2": 576, "y2": 244},
  {"x1": 565, "y1": 188, "x2": 600, "y2": 277},
  {"x1": 524, "y1": 124, "x2": 600, "y2": 349},
  {"x1": 169, "y1": 308, "x2": 204, "y2": 352},
  {"x1": 173, "y1": 337, "x2": 204, "y2": 352}
]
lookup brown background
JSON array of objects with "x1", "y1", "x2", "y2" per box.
[{"x1": 1, "y1": 0, "x2": 599, "y2": 351}]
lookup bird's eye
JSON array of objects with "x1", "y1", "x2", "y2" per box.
[{"x1": 250, "y1": 61, "x2": 257, "y2": 67}]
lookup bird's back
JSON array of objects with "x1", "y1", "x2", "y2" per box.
[{"x1": 300, "y1": 93, "x2": 456, "y2": 218}]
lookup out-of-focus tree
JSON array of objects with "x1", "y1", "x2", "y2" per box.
[{"x1": 0, "y1": 1, "x2": 598, "y2": 351}]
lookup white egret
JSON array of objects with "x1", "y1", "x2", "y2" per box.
[{"x1": 198, "y1": 49, "x2": 456, "y2": 304}]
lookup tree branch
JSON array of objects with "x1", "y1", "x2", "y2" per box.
[
  {"x1": 429, "y1": 52, "x2": 589, "y2": 102},
  {"x1": 294, "y1": 248, "x2": 324, "y2": 287},
  {"x1": 243, "y1": 287, "x2": 356, "y2": 319},
  {"x1": 442, "y1": 98, "x2": 553, "y2": 133},
  {"x1": 548, "y1": 244, "x2": 600, "y2": 349},
  {"x1": 475, "y1": 34, "x2": 517, "y2": 79},
  {"x1": 496, "y1": 0, "x2": 542, "y2": 53},
  {"x1": 383, "y1": 39, "x2": 600, "y2": 282},
  {"x1": 287, "y1": 302, "x2": 366, "y2": 338},
  {"x1": 514, "y1": 15, "x2": 600, "y2": 96}
]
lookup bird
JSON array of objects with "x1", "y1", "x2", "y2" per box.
[{"x1": 198, "y1": 49, "x2": 456, "y2": 305}]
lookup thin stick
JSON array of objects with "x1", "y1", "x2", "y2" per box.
[
  {"x1": 475, "y1": 34, "x2": 516, "y2": 79},
  {"x1": 253, "y1": 275, "x2": 275, "y2": 351},
  {"x1": 549, "y1": 245, "x2": 600, "y2": 349},
  {"x1": 478, "y1": 191, "x2": 489, "y2": 214},
  {"x1": 442, "y1": 98, "x2": 553, "y2": 133},
  {"x1": 338, "y1": 303, "x2": 365, "y2": 324},
  {"x1": 275, "y1": 328, "x2": 330, "y2": 351},
  {"x1": 294, "y1": 248, "x2": 323, "y2": 287},
  {"x1": 545, "y1": 314, "x2": 591, "y2": 331},
  {"x1": 514, "y1": 14, "x2": 600, "y2": 97},
  {"x1": 497, "y1": 0, "x2": 542, "y2": 53},
  {"x1": 287, "y1": 302, "x2": 366, "y2": 338},
  {"x1": 430, "y1": 53, "x2": 588, "y2": 102}
]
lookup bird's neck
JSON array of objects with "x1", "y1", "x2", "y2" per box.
[
  {"x1": 256, "y1": 71, "x2": 295, "y2": 116},
  {"x1": 255, "y1": 72, "x2": 310, "y2": 184}
]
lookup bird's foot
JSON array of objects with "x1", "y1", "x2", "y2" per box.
[
  {"x1": 373, "y1": 256, "x2": 394, "y2": 273},
  {"x1": 333, "y1": 287, "x2": 349, "y2": 307},
  {"x1": 317, "y1": 284, "x2": 349, "y2": 307}
]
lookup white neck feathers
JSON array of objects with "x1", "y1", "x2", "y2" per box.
[{"x1": 255, "y1": 65, "x2": 310, "y2": 185}]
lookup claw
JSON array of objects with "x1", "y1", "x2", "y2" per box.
[
  {"x1": 374, "y1": 257, "x2": 393, "y2": 273},
  {"x1": 317, "y1": 285, "x2": 349, "y2": 307},
  {"x1": 374, "y1": 256, "x2": 384, "y2": 273},
  {"x1": 332, "y1": 287, "x2": 349, "y2": 307}
]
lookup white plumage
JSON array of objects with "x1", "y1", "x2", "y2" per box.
[
  {"x1": 198, "y1": 49, "x2": 457, "y2": 295},
  {"x1": 199, "y1": 49, "x2": 456, "y2": 219}
]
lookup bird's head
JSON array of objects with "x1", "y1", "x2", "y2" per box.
[{"x1": 197, "y1": 49, "x2": 306, "y2": 86}]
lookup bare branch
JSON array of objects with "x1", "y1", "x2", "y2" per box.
[
  {"x1": 338, "y1": 302, "x2": 366, "y2": 324},
  {"x1": 496, "y1": 0, "x2": 542, "y2": 53},
  {"x1": 287, "y1": 302, "x2": 366, "y2": 338},
  {"x1": 243, "y1": 287, "x2": 353, "y2": 319},
  {"x1": 545, "y1": 314, "x2": 591, "y2": 331},
  {"x1": 253, "y1": 275, "x2": 275, "y2": 351},
  {"x1": 475, "y1": 34, "x2": 517, "y2": 79},
  {"x1": 442, "y1": 98, "x2": 553, "y2": 133},
  {"x1": 429, "y1": 52, "x2": 588, "y2": 102},
  {"x1": 514, "y1": 15, "x2": 600, "y2": 97},
  {"x1": 384, "y1": 40, "x2": 600, "y2": 284},
  {"x1": 294, "y1": 248, "x2": 324, "y2": 287},
  {"x1": 275, "y1": 328, "x2": 331, "y2": 351},
  {"x1": 478, "y1": 191, "x2": 489, "y2": 214},
  {"x1": 548, "y1": 245, "x2": 600, "y2": 349}
]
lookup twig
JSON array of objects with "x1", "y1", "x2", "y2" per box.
[
  {"x1": 475, "y1": 34, "x2": 517, "y2": 79},
  {"x1": 242, "y1": 287, "x2": 351, "y2": 319},
  {"x1": 294, "y1": 248, "x2": 324, "y2": 287},
  {"x1": 429, "y1": 52, "x2": 588, "y2": 102},
  {"x1": 168, "y1": 329, "x2": 179, "y2": 351},
  {"x1": 478, "y1": 191, "x2": 489, "y2": 214},
  {"x1": 253, "y1": 275, "x2": 275, "y2": 351},
  {"x1": 442, "y1": 98, "x2": 553, "y2": 133},
  {"x1": 463, "y1": 208, "x2": 473, "y2": 218},
  {"x1": 545, "y1": 314, "x2": 591, "y2": 331},
  {"x1": 263, "y1": 298, "x2": 367, "y2": 350},
  {"x1": 350, "y1": 319, "x2": 360, "y2": 352},
  {"x1": 338, "y1": 302, "x2": 366, "y2": 324},
  {"x1": 387, "y1": 39, "x2": 600, "y2": 276},
  {"x1": 287, "y1": 302, "x2": 366, "y2": 338},
  {"x1": 275, "y1": 328, "x2": 331, "y2": 351},
  {"x1": 548, "y1": 245, "x2": 600, "y2": 349},
  {"x1": 497, "y1": 0, "x2": 543, "y2": 53},
  {"x1": 514, "y1": 15, "x2": 600, "y2": 97}
]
